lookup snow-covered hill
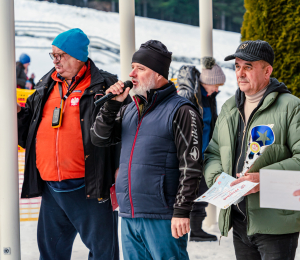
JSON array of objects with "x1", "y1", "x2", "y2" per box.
[{"x1": 14, "y1": 0, "x2": 241, "y2": 112}]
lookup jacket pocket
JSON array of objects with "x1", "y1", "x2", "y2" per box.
[{"x1": 160, "y1": 174, "x2": 169, "y2": 208}]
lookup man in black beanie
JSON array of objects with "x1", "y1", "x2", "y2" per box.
[{"x1": 91, "y1": 40, "x2": 203, "y2": 259}]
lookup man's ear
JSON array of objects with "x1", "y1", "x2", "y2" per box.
[
  {"x1": 157, "y1": 74, "x2": 164, "y2": 81},
  {"x1": 265, "y1": 65, "x2": 273, "y2": 78}
]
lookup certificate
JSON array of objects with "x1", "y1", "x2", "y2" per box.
[
  {"x1": 195, "y1": 172, "x2": 258, "y2": 209},
  {"x1": 260, "y1": 169, "x2": 300, "y2": 211}
]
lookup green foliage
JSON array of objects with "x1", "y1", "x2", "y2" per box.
[
  {"x1": 241, "y1": 0, "x2": 300, "y2": 97},
  {"x1": 213, "y1": 0, "x2": 245, "y2": 31},
  {"x1": 58, "y1": 0, "x2": 245, "y2": 32}
]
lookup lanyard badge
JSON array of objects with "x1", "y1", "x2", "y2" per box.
[{"x1": 52, "y1": 99, "x2": 64, "y2": 128}]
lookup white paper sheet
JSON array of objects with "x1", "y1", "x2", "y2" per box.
[
  {"x1": 195, "y1": 172, "x2": 258, "y2": 209},
  {"x1": 260, "y1": 169, "x2": 300, "y2": 211}
]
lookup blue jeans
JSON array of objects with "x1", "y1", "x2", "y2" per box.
[
  {"x1": 121, "y1": 217, "x2": 189, "y2": 260},
  {"x1": 38, "y1": 184, "x2": 119, "y2": 260}
]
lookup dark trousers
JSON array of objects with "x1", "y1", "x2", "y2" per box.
[
  {"x1": 190, "y1": 178, "x2": 208, "y2": 218},
  {"x1": 233, "y1": 216, "x2": 299, "y2": 260},
  {"x1": 38, "y1": 184, "x2": 119, "y2": 260}
]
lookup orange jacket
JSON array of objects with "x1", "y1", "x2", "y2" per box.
[{"x1": 36, "y1": 62, "x2": 91, "y2": 181}]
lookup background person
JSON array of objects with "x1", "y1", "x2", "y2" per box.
[
  {"x1": 91, "y1": 40, "x2": 203, "y2": 260},
  {"x1": 205, "y1": 40, "x2": 300, "y2": 260},
  {"x1": 177, "y1": 58, "x2": 225, "y2": 242},
  {"x1": 17, "y1": 28, "x2": 119, "y2": 260},
  {"x1": 16, "y1": 53, "x2": 35, "y2": 89}
]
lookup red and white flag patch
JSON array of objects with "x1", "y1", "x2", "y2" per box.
[{"x1": 70, "y1": 96, "x2": 80, "y2": 106}]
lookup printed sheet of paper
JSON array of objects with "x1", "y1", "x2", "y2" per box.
[
  {"x1": 260, "y1": 169, "x2": 300, "y2": 211},
  {"x1": 194, "y1": 172, "x2": 258, "y2": 209}
]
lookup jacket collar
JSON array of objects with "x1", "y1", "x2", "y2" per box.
[
  {"x1": 34, "y1": 58, "x2": 108, "y2": 97},
  {"x1": 200, "y1": 85, "x2": 219, "y2": 99},
  {"x1": 235, "y1": 77, "x2": 290, "y2": 110},
  {"x1": 150, "y1": 82, "x2": 177, "y2": 104}
]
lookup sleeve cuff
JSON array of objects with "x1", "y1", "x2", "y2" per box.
[
  {"x1": 173, "y1": 208, "x2": 190, "y2": 218},
  {"x1": 104, "y1": 100, "x2": 123, "y2": 113}
]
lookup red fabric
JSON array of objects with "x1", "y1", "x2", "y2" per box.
[{"x1": 36, "y1": 62, "x2": 91, "y2": 181}]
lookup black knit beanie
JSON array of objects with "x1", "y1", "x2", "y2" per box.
[{"x1": 132, "y1": 40, "x2": 172, "y2": 79}]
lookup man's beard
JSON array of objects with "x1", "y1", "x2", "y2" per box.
[{"x1": 132, "y1": 73, "x2": 156, "y2": 97}]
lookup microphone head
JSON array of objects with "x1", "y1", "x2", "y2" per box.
[{"x1": 124, "y1": 80, "x2": 133, "y2": 90}]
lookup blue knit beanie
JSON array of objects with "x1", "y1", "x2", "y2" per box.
[
  {"x1": 19, "y1": 53, "x2": 30, "y2": 64},
  {"x1": 52, "y1": 28, "x2": 90, "y2": 62}
]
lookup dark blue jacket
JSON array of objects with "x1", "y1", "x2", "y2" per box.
[
  {"x1": 200, "y1": 86, "x2": 218, "y2": 156},
  {"x1": 116, "y1": 86, "x2": 191, "y2": 219}
]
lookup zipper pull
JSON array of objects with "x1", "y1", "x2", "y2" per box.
[{"x1": 219, "y1": 235, "x2": 222, "y2": 246}]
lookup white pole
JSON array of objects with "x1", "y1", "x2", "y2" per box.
[
  {"x1": 0, "y1": 0, "x2": 21, "y2": 258},
  {"x1": 119, "y1": 0, "x2": 136, "y2": 81},
  {"x1": 200, "y1": 0, "x2": 213, "y2": 58},
  {"x1": 199, "y1": 0, "x2": 217, "y2": 228}
]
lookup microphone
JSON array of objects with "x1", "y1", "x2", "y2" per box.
[{"x1": 94, "y1": 80, "x2": 133, "y2": 107}]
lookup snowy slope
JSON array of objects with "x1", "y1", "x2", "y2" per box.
[
  {"x1": 14, "y1": 1, "x2": 300, "y2": 259},
  {"x1": 14, "y1": 0, "x2": 240, "y2": 112}
]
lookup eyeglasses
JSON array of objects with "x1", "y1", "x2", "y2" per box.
[{"x1": 49, "y1": 52, "x2": 67, "y2": 61}]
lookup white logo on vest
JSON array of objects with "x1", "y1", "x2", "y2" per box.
[{"x1": 189, "y1": 146, "x2": 199, "y2": 161}]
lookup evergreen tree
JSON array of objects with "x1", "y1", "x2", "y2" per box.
[
  {"x1": 241, "y1": 0, "x2": 300, "y2": 96},
  {"x1": 213, "y1": 0, "x2": 245, "y2": 32}
]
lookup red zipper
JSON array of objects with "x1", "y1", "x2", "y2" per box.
[{"x1": 128, "y1": 96, "x2": 157, "y2": 218}]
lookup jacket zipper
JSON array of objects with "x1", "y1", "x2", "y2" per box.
[
  {"x1": 235, "y1": 110, "x2": 246, "y2": 176},
  {"x1": 55, "y1": 85, "x2": 67, "y2": 182},
  {"x1": 235, "y1": 108, "x2": 261, "y2": 220},
  {"x1": 127, "y1": 95, "x2": 157, "y2": 218}
]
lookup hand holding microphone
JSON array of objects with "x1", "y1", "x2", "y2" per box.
[{"x1": 94, "y1": 80, "x2": 133, "y2": 106}]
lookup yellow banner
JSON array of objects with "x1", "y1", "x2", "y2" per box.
[
  {"x1": 17, "y1": 89, "x2": 35, "y2": 152},
  {"x1": 17, "y1": 88, "x2": 35, "y2": 107}
]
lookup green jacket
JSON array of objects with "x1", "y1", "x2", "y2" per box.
[{"x1": 204, "y1": 78, "x2": 300, "y2": 236}]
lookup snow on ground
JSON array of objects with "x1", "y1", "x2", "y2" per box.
[
  {"x1": 19, "y1": 219, "x2": 300, "y2": 259},
  {"x1": 13, "y1": 0, "x2": 300, "y2": 259}
]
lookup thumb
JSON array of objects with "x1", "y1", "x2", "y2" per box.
[
  {"x1": 293, "y1": 190, "x2": 300, "y2": 196},
  {"x1": 244, "y1": 165, "x2": 253, "y2": 176}
]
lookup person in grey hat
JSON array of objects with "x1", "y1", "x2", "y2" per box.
[
  {"x1": 177, "y1": 57, "x2": 225, "y2": 242},
  {"x1": 204, "y1": 39, "x2": 300, "y2": 259}
]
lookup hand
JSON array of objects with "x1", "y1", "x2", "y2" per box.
[
  {"x1": 17, "y1": 103, "x2": 21, "y2": 113},
  {"x1": 230, "y1": 171, "x2": 260, "y2": 196},
  {"x1": 293, "y1": 190, "x2": 300, "y2": 201},
  {"x1": 115, "y1": 168, "x2": 119, "y2": 180},
  {"x1": 171, "y1": 217, "x2": 190, "y2": 239},
  {"x1": 106, "y1": 80, "x2": 130, "y2": 102}
]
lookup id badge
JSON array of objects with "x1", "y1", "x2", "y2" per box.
[{"x1": 52, "y1": 100, "x2": 64, "y2": 128}]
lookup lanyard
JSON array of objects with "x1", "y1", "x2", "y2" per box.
[
  {"x1": 52, "y1": 72, "x2": 86, "y2": 129},
  {"x1": 58, "y1": 71, "x2": 86, "y2": 101}
]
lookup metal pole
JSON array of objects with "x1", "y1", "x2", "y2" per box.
[
  {"x1": 200, "y1": 0, "x2": 213, "y2": 58},
  {"x1": 199, "y1": 0, "x2": 217, "y2": 228},
  {"x1": 119, "y1": 0, "x2": 136, "y2": 81},
  {"x1": 0, "y1": 0, "x2": 21, "y2": 258}
]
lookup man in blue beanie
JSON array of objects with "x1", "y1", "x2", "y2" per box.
[
  {"x1": 16, "y1": 53, "x2": 35, "y2": 89},
  {"x1": 17, "y1": 28, "x2": 122, "y2": 259}
]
